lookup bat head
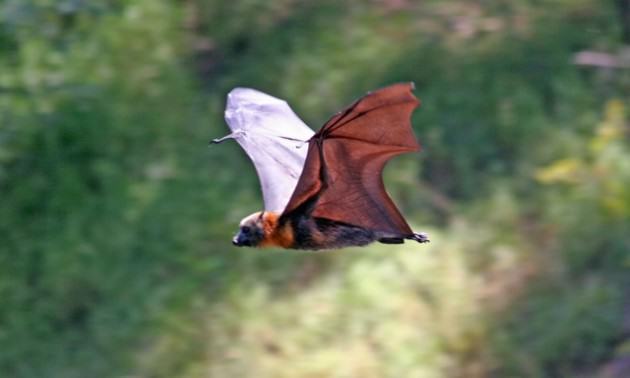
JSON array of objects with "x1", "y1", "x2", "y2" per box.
[{"x1": 232, "y1": 211, "x2": 267, "y2": 247}]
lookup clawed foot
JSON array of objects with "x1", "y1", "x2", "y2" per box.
[
  {"x1": 210, "y1": 135, "x2": 232, "y2": 144},
  {"x1": 210, "y1": 131, "x2": 244, "y2": 145},
  {"x1": 411, "y1": 232, "x2": 430, "y2": 244}
]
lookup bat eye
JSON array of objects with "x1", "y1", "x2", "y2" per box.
[{"x1": 241, "y1": 226, "x2": 251, "y2": 234}]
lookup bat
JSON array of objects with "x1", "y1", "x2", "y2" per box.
[{"x1": 212, "y1": 83, "x2": 429, "y2": 250}]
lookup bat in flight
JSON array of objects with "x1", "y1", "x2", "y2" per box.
[{"x1": 212, "y1": 82, "x2": 429, "y2": 250}]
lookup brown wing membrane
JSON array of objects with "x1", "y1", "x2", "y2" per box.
[{"x1": 283, "y1": 83, "x2": 420, "y2": 236}]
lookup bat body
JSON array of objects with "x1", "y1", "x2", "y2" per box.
[
  {"x1": 214, "y1": 83, "x2": 429, "y2": 250},
  {"x1": 233, "y1": 211, "x2": 377, "y2": 250}
]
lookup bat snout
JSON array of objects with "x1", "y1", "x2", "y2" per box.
[
  {"x1": 232, "y1": 236, "x2": 240, "y2": 246},
  {"x1": 232, "y1": 232, "x2": 252, "y2": 247}
]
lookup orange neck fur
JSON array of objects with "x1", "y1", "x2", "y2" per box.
[{"x1": 258, "y1": 212, "x2": 294, "y2": 248}]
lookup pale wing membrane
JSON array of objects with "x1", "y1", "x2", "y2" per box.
[{"x1": 223, "y1": 88, "x2": 314, "y2": 213}]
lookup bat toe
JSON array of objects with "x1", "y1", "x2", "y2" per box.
[{"x1": 410, "y1": 232, "x2": 430, "y2": 244}]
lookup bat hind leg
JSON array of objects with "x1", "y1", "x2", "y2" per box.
[
  {"x1": 378, "y1": 237, "x2": 405, "y2": 244},
  {"x1": 379, "y1": 232, "x2": 430, "y2": 245},
  {"x1": 409, "y1": 232, "x2": 430, "y2": 243}
]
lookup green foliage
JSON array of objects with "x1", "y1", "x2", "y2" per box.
[
  {"x1": 1, "y1": 0, "x2": 629, "y2": 377},
  {"x1": 490, "y1": 97, "x2": 630, "y2": 377},
  {"x1": 493, "y1": 280, "x2": 623, "y2": 377}
]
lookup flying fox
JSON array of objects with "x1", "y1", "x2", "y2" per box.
[{"x1": 212, "y1": 83, "x2": 429, "y2": 250}]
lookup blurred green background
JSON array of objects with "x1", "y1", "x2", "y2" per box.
[{"x1": 1, "y1": 0, "x2": 629, "y2": 377}]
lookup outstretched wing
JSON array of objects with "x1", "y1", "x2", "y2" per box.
[
  {"x1": 283, "y1": 83, "x2": 420, "y2": 236},
  {"x1": 221, "y1": 88, "x2": 314, "y2": 213}
]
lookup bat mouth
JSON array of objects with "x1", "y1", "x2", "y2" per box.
[{"x1": 232, "y1": 235, "x2": 252, "y2": 247}]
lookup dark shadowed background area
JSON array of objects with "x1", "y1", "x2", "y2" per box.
[{"x1": 1, "y1": 1, "x2": 629, "y2": 377}]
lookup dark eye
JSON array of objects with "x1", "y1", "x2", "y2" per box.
[{"x1": 241, "y1": 226, "x2": 250, "y2": 234}]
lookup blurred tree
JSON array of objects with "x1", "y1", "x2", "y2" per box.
[
  {"x1": 618, "y1": 0, "x2": 630, "y2": 43},
  {"x1": 1, "y1": 1, "x2": 629, "y2": 377}
]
